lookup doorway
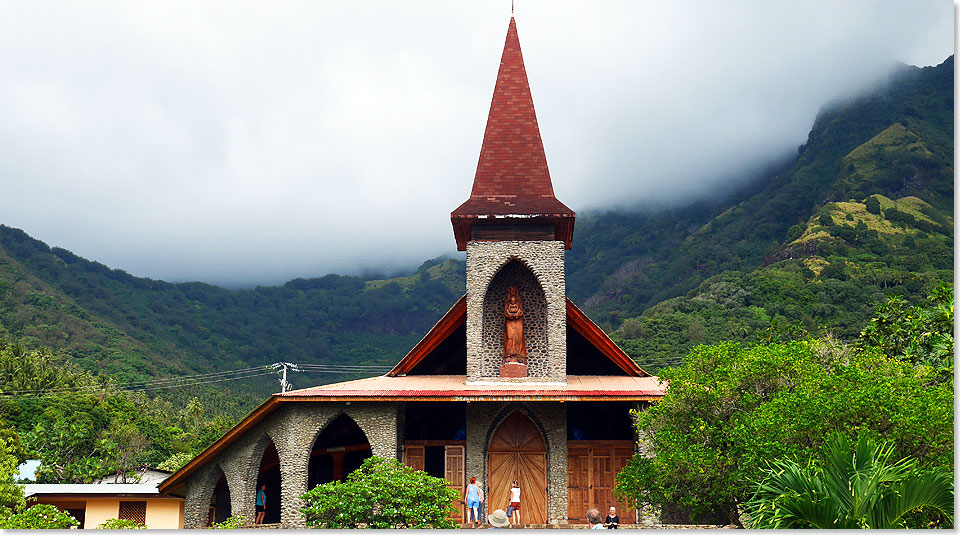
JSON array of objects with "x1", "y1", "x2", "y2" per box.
[{"x1": 487, "y1": 410, "x2": 548, "y2": 525}]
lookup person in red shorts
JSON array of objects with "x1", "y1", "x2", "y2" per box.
[{"x1": 507, "y1": 480, "x2": 521, "y2": 525}]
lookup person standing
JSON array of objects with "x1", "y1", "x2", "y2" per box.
[
  {"x1": 508, "y1": 480, "x2": 521, "y2": 525},
  {"x1": 604, "y1": 506, "x2": 620, "y2": 529},
  {"x1": 587, "y1": 508, "x2": 604, "y2": 529},
  {"x1": 255, "y1": 483, "x2": 267, "y2": 525},
  {"x1": 464, "y1": 477, "x2": 481, "y2": 526}
]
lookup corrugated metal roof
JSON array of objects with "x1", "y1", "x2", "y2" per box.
[
  {"x1": 280, "y1": 375, "x2": 665, "y2": 399},
  {"x1": 25, "y1": 483, "x2": 163, "y2": 497}
]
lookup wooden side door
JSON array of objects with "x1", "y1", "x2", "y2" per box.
[
  {"x1": 445, "y1": 445, "x2": 466, "y2": 522},
  {"x1": 403, "y1": 444, "x2": 425, "y2": 471},
  {"x1": 488, "y1": 411, "x2": 548, "y2": 525},
  {"x1": 591, "y1": 445, "x2": 615, "y2": 515},
  {"x1": 566, "y1": 445, "x2": 590, "y2": 522}
]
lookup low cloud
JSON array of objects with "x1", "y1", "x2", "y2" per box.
[{"x1": 0, "y1": 1, "x2": 951, "y2": 286}]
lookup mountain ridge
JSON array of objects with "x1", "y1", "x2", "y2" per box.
[{"x1": 0, "y1": 55, "x2": 951, "y2": 403}]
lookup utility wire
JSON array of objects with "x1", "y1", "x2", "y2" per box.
[{"x1": 0, "y1": 361, "x2": 391, "y2": 397}]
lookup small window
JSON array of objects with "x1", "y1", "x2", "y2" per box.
[{"x1": 119, "y1": 501, "x2": 147, "y2": 526}]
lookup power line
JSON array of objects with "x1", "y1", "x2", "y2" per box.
[{"x1": 0, "y1": 360, "x2": 391, "y2": 398}]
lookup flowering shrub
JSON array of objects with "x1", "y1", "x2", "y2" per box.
[
  {"x1": 97, "y1": 517, "x2": 146, "y2": 529},
  {"x1": 0, "y1": 504, "x2": 79, "y2": 529},
  {"x1": 300, "y1": 456, "x2": 459, "y2": 528}
]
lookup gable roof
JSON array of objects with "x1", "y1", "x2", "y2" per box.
[
  {"x1": 451, "y1": 16, "x2": 575, "y2": 250},
  {"x1": 388, "y1": 294, "x2": 649, "y2": 377}
]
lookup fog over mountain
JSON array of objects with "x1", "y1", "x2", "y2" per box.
[{"x1": 0, "y1": 1, "x2": 951, "y2": 286}]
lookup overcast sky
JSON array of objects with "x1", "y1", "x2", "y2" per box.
[{"x1": 0, "y1": 1, "x2": 952, "y2": 286}]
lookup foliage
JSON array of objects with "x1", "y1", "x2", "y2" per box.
[
  {"x1": 859, "y1": 283, "x2": 953, "y2": 372},
  {"x1": 210, "y1": 514, "x2": 247, "y2": 529},
  {"x1": 0, "y1": 338, "x2": 236, "y2": 484},
  {"x1": 97, "y1": 517, "x2": 147, "y2": 529},
  {"x1": 0, "y1": 503, "x2": 79, "y2": 529},
  {"x1": 614, "y1": 339, "x2": 953, "y2": 525},
  {"x1": 300, "y1": 456, "x2": 459, "y2": 529},
  {"x1": 743, "y1": 433, "x2": 953, "y2": 528},
  {"x1": 0, "y1": 433, "x2": 24, "y2": 511},
  {"x1": 157, "y1": 452, "x2": 194, "y2": 472}
]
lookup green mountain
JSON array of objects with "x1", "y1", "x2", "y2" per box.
[{"x1": 0, "y1": 56, "x2": 951, "y2": 399}]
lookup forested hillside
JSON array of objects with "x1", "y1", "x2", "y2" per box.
[{"x1": 0, "y1": 55, "x2": 951, "y2": 400}]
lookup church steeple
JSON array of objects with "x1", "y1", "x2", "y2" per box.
[{"x1": 451, "y1": 16, "x2": 575, "y2": 251}]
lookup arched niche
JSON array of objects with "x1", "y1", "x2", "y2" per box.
[
  {"x1": 481, "y1": 260, "x2": 548, "y2": 377},
  {"x1": 253, "y1": 437, "x2": 282, "y2": 524},
  {"x1": 307, "y1": 413, "x2": 372, "y2": 489},
  {"x1": 209, "y1": 466, "x2": 231, "y2": 526}
]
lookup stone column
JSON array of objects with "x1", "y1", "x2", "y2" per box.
[
  {"x1": 183, "y1": 463, "x2": 223, "y2": 528},
  {"x1": 348, "y1": 402, "x2": 400, "y2": 460},
  {"x1": 535, "y1": 403, "x2": 567, "y2": 525}
]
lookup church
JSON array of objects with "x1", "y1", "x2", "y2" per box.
[{"x1": 159, "y1": 15, "x2": 665, "y2": 528}]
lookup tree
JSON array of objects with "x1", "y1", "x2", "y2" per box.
[
  {"x1": 743, "y1": 433, "x2": 953, "y2": 528},
  {"x1": 859, "y1": 283, "x2": 953, "y2": 373},
  {"x1": 614, "y1": 340, "x2": 953, "y2": 526},
  {"x1": 300, "y1": 457, "x2": 459, "y2": 528}
]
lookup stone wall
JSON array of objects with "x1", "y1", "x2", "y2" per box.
[
  {"x1": 180, "y1": 401, "x2": 400, "y2": 528},
  {"x1": 466, "y1": 241, "x2": 566, "y2": 383},
  {"x1": 465, "y1": 402, "x2": 568, "y2": 525}
]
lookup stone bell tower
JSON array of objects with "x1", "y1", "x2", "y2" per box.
[{"x1": 451, "y1": 15, "x2": 575, "y2": 384}]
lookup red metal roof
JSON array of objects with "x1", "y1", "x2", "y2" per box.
[
  {"x1": 280, "y1": 375, "x2": 665, "y2": 401},
  {"x1": 451, "y1": 16, "x2": 575, "y2": 250}
]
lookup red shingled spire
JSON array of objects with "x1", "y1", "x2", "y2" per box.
[{"x1": 451, "y1": 16, "x2": 575, "y2": 251}]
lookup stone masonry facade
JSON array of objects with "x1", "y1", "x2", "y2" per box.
[
  {"x1": 466, "y1": 240, "x2": 566, "y2": 383},
  {"x1": 182, "y1": 402, "x2": 400, "y2": 529},
  {"x1": 465, "y1": 402, "x2": 568, "y2": 525}
]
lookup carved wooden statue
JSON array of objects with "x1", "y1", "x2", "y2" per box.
[{"x1": 502, "y1": 286, "x2": 527, "y2": 375}]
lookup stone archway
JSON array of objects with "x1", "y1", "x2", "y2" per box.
[
  {"x1": 210, "y1": 466, "x2": 231, "y2": 526},
  {"x1": 487, "y1": 410, "x2": 548, "y2": 524},
  {"x1": 308, "y1": 413, "x2": 372, "y2": 488},
  {"x1": 253, "y1": 439, "x2": 282, "y2": 524}
]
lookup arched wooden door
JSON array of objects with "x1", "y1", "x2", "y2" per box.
[{"x1": 488, "y1": 411, "x2": 548, "y2": 524}]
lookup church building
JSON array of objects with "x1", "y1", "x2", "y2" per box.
[{"x1": 159, "y1": 15, "x2": 664, "y2": 528}]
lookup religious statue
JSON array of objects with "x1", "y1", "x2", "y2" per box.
[{"x1": 501, "y1": 286, "x2": 527, "y2": 377}]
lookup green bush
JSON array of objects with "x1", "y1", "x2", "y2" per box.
[
  {"x1": 300, "y1": 456, "x2": 458, "y2": 528},
  {"x1": 0, "y1": 504, "x2": 79, "y2": 529},
  {"x1": 210, "y1": 514, "x2": 247, "y2": 529},
  {"x1": 97, "y1": 517, "x2": 146, "y2": 529}
]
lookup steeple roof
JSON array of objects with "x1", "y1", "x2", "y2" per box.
[{"x1": 451, "y1": 16, "x2": 575, "y2": 250}]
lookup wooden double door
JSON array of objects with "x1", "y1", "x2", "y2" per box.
[
  {"x1": 488, "y1": 411, "x2": 548, "y2": 525},
  {"x1": 567, "y1": 441, "x2": 635, "y2": 524}
]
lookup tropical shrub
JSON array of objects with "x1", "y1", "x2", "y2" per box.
[
  {"x1": 300, "y1": 456, "x2": 459, "y2": 528},
  {"x1": 97, "y1": 517, "x2": 146, "y2": 529},
  {"x1": 743, "y1": 433, "x2": 953, "y2": 528},
  {"x1": 210, "y1": 514, "x2": 247, "y2": 529},
  {"x1": 0, "y1": 504, "x2": 79, "y2": 529}
]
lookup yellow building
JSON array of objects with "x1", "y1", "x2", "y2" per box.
[{"x1": 25, "y1": 484, "x2": 184, "y2": 529}]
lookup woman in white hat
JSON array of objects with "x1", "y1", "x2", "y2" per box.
[{"x1": 488, "y1": 509, "x2": 511, "y2": 529}]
